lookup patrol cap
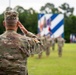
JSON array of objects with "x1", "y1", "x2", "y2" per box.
[{"x1": 4, "y1": 9, "x2": 19, "y2": 26}]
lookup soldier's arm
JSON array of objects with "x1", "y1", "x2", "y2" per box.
[
  {"x1": 22, "y1": 36, "x2": 42, "y2": 55},
  {"x1": 18, "y1": 21, "x2": 36, "y2": 38},
  {"x1": 18, "y1": 21, "x2": 42, "y2": 44},
  {"x1": 18, "y1": 21, "x2": 44, "y2": 49}
]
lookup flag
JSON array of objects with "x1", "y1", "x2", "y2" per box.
[{"x1": 38, "y1": 14, "x2": 64, "y2": 38}]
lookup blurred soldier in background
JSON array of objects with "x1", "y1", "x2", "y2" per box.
[
  {"x1": 57, "y1": 36, "x2": 65, "y2": 57},
  {"x1": 45, "y1": 35, "x2": 51, "y2": 57},
  {"x1": 38, "y1": 35, "x2": 51, "y2": 58},
  {"x1": 37, "y1": 36, "x2": 45, "y2": 59},
  {"x1": 51, "y1": 37, "x2": 56, "y2": 51},
  {"x1": 0, "y1": 9, "x2": 41, "y2": 75}
]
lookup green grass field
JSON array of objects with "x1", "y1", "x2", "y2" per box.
[{"x1": 28, "y1": 43, "x2": 76, "y2": 75}]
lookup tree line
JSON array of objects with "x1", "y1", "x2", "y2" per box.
[{"x1": 0, "y1": 3, "x2": 76, "y2": 42}]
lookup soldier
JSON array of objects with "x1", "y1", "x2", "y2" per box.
[
  {"x1": 37, "y1": 36, "x2": 44, "y2": 59},
  {"x1": 51, "y1": 37, "x2": 55, "y2": 51},
  {"x1": 38, "y1": 35, "x2": 51, "y2": 58},
  {"x1": 44, "y1": 35, "x2": 51, "y2": 57},
  {"x1": 0, "y1": 9, "x2": 41, "y2": 75},
  {"x1": 57, "y1": 36, "x2": 65, "y2": 57}
]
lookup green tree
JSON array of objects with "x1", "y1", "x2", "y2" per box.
[
  {"x1": 14, "y1": 6, "x2": 38, "y2": 34},
  {"x1": 0, "y1": 4, "x2": 76, "y2": 43},
  {"x1": 40, "y1": 3, "x2": 60, "y2": 14},
  {"x1": 59, "y1": 3, "x2": 74, "y2": 16},
  {"x1": 0, "y1": 14, "x2": 4, "y2": 34},
  {"x1": 59, "y1": 3, "x2": 74, "y2": 42}
]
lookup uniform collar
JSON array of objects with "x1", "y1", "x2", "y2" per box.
[{"x1": 5, "y1": 30, "x2": 17, "y2": 33}]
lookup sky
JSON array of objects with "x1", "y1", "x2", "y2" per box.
[{"x1": 0, "y1": 0, "x2": 76, "y2": 15}]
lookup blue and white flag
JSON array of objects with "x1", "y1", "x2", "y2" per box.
[{"x1": 38, "y1": 14, "x2": 64, "y2": 38}]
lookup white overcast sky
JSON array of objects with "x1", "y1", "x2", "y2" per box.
[{"x1": 0, "y1": 0, "x2": 76, "y2": 15}]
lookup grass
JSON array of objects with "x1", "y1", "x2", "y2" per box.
[{"x1": 28, "y1": 43, "x2": 76, "y2": 75}]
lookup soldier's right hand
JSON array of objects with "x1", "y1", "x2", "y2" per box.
[{"x1": 17, "y1": 21, "x2": 28, "y2": 34}]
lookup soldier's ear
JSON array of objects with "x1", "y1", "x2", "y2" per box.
[{"x1": 3, "y1": 21, "x2": 5, "y2": 26}]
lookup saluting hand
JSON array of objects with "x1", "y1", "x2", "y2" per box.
[{"x1": 17, "y1": 21, "x2": 28, "y2": 34}]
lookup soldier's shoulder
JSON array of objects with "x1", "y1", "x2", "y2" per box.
[
  {"x1": 0, "y1": 33, "x2": 5, "y2": 38},
  {"x1": 19, "y1": 35, "x2": 31, "y2": 43}
]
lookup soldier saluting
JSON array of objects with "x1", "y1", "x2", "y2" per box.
[
  {"x1": 0, "y1": 9, "x2": 41, "y2": 75},
  {"x1": 57, "y1": 36, "x2": 65, "y2": 57}
]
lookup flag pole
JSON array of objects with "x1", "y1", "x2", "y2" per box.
[
  {"x1": 9, "y1": 0, "x2": 11, "y2": 7},
  {"x1": 9, "y1": 0, "x2": 11, "y2": 10}
]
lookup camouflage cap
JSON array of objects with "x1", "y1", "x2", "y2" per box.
[{"x1": 4, "y1": 9, "x2": 19, "y2": 25}]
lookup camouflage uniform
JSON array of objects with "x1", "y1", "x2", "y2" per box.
[
  {"x1": 38, "y1": 36, "x2": 51, "y2": 58},
  {"x1": 37, "y1": 36, "x2": 44, "y2": 58},
  {"x1": 57, "y1": 37, "x2": 65, "y2": 57},
  {"x1": 30, "y1": 37, "x2": 42, "y2": 57},
  {"x1": 45, "y1": 36, "x2": 51, "y2": 57},
  {"x1": 51, "y1": 38, "x2": 55, "y2": 51},
  {"x1": 0, "y1": 30, "x2": 42, "y2": 75},
  {"x1": 0, "y1": 30, "x2": 30, "y2": 75}
]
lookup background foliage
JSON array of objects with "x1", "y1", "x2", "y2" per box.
[{"x1": 0, "y1": 3, "x2": 76, "y2": 42}]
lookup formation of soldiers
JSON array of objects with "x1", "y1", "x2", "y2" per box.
[
  {"x1": 0, "y1": 8, "x2": 65, "y2": 75},
  {"x1": 30, "y1": 34, "x2": 65, "y2": 58}
]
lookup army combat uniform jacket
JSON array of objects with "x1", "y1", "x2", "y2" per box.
[{"x1": 0, "y1": 30, "x2": 41, "y2": 75}]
